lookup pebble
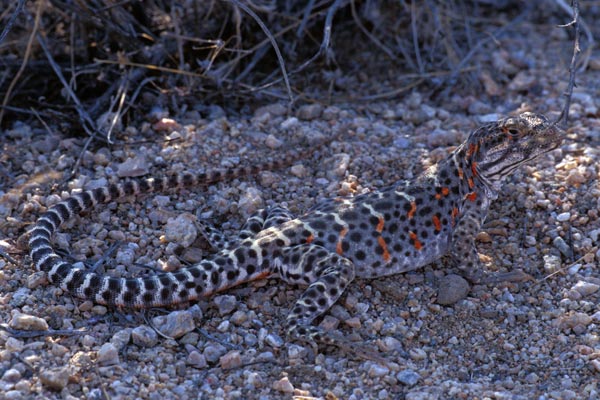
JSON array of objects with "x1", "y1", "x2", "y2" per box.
[
  {"x1": 2, "y1": 369, "x2": 21, "y2": 383},
  {"x1": 265, "y1": 134, "x2": 283, "y2": 149},
  {"x1": 213, "y1": 295, "x2": 237, "y2": 316},
  {"x1": 152, "y1": 310, "x2": 195, "y2": 338},
  {"x1": 508, "y1": 71, "x2": 536, "y2": 91},
  {"x1": 9, "y1": 313, "x2": 48, "y2": 331},
  {"x1": 97, "y1": 343, "x2": 120, "y2": 365},
  {"x1": 273, "y1": 377, "x2": 294, "y2": 393},
  {"x1": 219, "y1": 350, "x2": 242, "y2": 369},
  {"x1": 203, "y1": 344, "x2": 228, "y2": 363},
  {"x1": 296, "y1": 104, "x2": 322, "y2": 120},
  {"x1": 552, "y1": 236, "x2": 571, "y2": 258},
  {"x1": 110, "y1": 328, "x2": 132, "y2": 351},
  {"x1": 117, "y1": 155, "x2": 149, "y2": 177},
  {"x1": 164, "y1": 213, "x2": 198, "y2": 248},
  {"x1": 264, "y1": 333, "x2": 284, "y2": 348},
  {"x1": 238, "y1": 187, "x2": 264, "y2": 217},
  {"x1": 368, "y1": 363, "x2": 389, "y2": 378},
  {"x1": 571, "y1": 281, "x2": 599, "y2": 297},
  {"x1": 543, "y1": 254, "x2": 562, "y2": 274},
  {"x1": 379, "y1": 337, "x2": 403, "y2": 352},
  {"x1": 556, "y1": 212, "x2": 571, "y2": 222},
  {"x1": 397, "y1": 369, "x2": 420, "y2": 386},
  {"x1": 437, "y1": 274, "x2": 470, "y2": 305},
  {"x1": 187, "y1": 350, "x2": 207, "y2": 368},
  {"x1": 131, "y1": 325, "x2": 159, "y2": 347},
  {"x1": 39, "y1": 367, "x2": 70, "y2": 391},
  {"x1": 290, "y1": 164, "x2": 308, "y2": 178}
]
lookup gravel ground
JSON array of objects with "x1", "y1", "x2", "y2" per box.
[{"x1": 1, "y1": 19, "x2": 600, "y2": 400}]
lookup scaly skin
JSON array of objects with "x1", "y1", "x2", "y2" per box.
[{"x1": 28, "y1": 112, "x2": 564, "y2": 348}]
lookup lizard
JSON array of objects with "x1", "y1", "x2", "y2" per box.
[{"x1": 27, "y1": 112, "x2": 564, "y2": 350}]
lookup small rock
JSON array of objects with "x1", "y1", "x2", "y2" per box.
[
  {"x1": 437, "y1": 274, "x2": 470, "y2": 305},
  {"x1": 368, "y1": 363, "x2": 389, "y2": 378},
  {"x1": 219, "y1": 350, "x2": 242, "y2": 369},
  {"x1": 187, "y1": 350, "x2": 207, "y2": 368},
  {"x1": 280, "y1": 117, "x2": 299, "y2": 129},
  {"x1": 264, "y1": 333, "x2": 284, "y2": 348},
  {"x1": 9, "y1": 313, "x2": 48, "y2": 331},
  {"x1": 558, "y1": 312, "x2": 593, "y2": 332},
  {"x1": 525, "y1": 372, "x2": 539, "y2": 384},
  {"x1": 238, "y1": 187, "x2": 264, "y2": 217},
  {"x1": 39, "y1": 367, "x2": 70, "y2": 391},
  {"x1": 213, "y1": 295, "x2": 237, "y2": 316},
  {"x1": 508, "y1": 71, "x2": 536, "y2": 92},
  {"x1": 152, "y1": 117, "x2": 181, "y2": 132},
  {"x1": 2, "y1": 368, "x2": 21, "y2": 383},
  {"x1": 265, "y1": 134, "x2": 283, "y2": 149},
  {"x1": 397, "y1": 369, "x2": 420, "y2": 386},
  {"x1": 4, "y1": 337, "x2": 23, "y2": 352},
  {"x1": 203, "y1": 344, "x2": 228, "y2": 363},
  {"x1": 478, "y1": 113, "x2": 501, "y2": 123},
  {"x1": 164, "y1": 213, "x2": 198, "y2": 248},
  {"x1": 556, "y1": 212, "x2": 571, "y2": 222},
  {"x1": 26, "y1": 271, "x2": 47, "y2": 289},
  {"x1": 117, "y1": 156, "x2": 149, "y2": 178},
  {"x1": 327, "y1": 154, "x2": 350, "y2": 179},
  {"x1": 543, "y1": 254, "x2": 562, "y2": 273},
  {"x1": 273, "y1": 376, "x2": 294, "y2": 393},
  {"x1": 553, "y1": 236, "x2": 572, "y2": 258},
  {"x1": 131, "y1": 325, "x2": 159, "y2": 347},
  {"x1": 379, "y1": 337, "x2": 403, "y2": 352},
  {"x1": 97, "y1": 343, "x2": 119, "y2": 365},
  {"x1": 152, "y1": 310, "x2": 195, "y2": 338},
  {"x1": 476, "y1": 232, "x2": 492, "y2": 243},
  {"x1": 591, "y1": 359, "x2": 600, "y2": 373},
  {"x1": 571, "y1": 281, "x2": 599, "y2": 297},
  {"x1": 290, "y1": 164, "x2": 307, "y2": 178},
  {"x1": 409, "y1": 348, "x2": 427, "y2": 362},
  {"x1": 344, "y1": 317, "x2": 361, "y2": 329},
  {"x1": 296, "y1": 104, "x2": 322, "y2": 120}
]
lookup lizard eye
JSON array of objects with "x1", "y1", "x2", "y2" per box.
[{"x1": 508, "y1": 129, "x2": 520, "y2": 136}]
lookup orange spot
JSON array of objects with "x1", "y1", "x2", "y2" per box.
[
  {"x1": 432, "y1": 215, "x2": 441, "y2": 232},
  {"x1": 377, "y1": 236, "x2": 391, "y2": 262},
  {"x1": 466, "y1": 143, "x2": 478, "y2": 157},
  {"x1": 466, "y1": 192, "x2": 477, "y2": 202},
  {"x1": 376, "y1": 216, "x2": 385, "y2": 233},
  {"x1": 435, "y1": 187, "x2": 450, "y2": 200},
  {"x1": 471, "y1": 162, "x2": 478, "y2": 177},
  {"x1": 457, "y1": 168, "x2": 464, "y2": 179},
  {"x1": 468, "y1": 177, "x2": 475, "y2": 189},
  {"x1": 336, "y1": 227, "x2": 348, "y2": 255},
  {"x1": 451, "y1": 207, "x2": 459, "y2": 227},
  {"x1": 306, "y1": 234, "x2": 314, "y2": 244},
  {"x1": 407, "y1": 201, "x2": 417, "y2": 219},
  {"x1": 409, "y1": 231, "x2": 423, "y2": 251}
]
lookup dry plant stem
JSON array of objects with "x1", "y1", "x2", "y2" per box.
[
  {"x1": 555, "y1": 0, "x2": 581, "y2": 129},
  {"x1": 411, "y1": 1, "x2": 424, "y2": 73},
  {"x1": 0, "y1": 0, "x2": 25, "y2": 45},
  {"x1": 0, "y1": 0, "x2": 42, "y2": 126},
  {"x1": 441, "y1": 9, "x2": 527, "y2": 90},
  {"x1": 253, "y1": 0, "x2": 344, "y2": 92},
  {"x1": 225, "y1": 0, "x2": 294, "y2": 105},
  {"x1": 350, "y1": 0, "x2": 398, "y2": 62},
  {"x1": 36, "y1": 31, "x2": 96, "y2": 136},
  {"x1": 553, "y1": 0, "x2": 593, "y2": 70}
]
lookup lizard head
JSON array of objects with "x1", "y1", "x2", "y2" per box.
[{"x1": 466, "y1": 112, "x2": 565, "y2": 183}]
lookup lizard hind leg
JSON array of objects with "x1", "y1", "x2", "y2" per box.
[
  {"x1": 275, "y1": 244, "x2": 356, "y2": 345},
  {"x1": 197, "y1": 206, "x2": 296, "y2": 251}
]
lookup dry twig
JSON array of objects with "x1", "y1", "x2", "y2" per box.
[{"x1": 555, "y1": 0, "x2": 581, "y2": 129}]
